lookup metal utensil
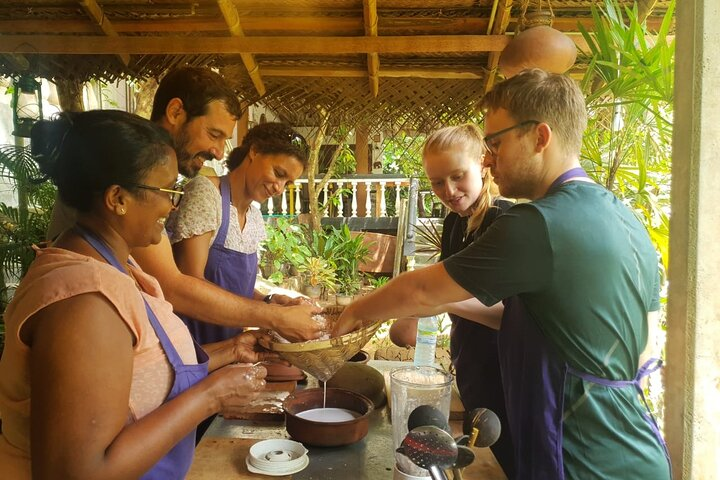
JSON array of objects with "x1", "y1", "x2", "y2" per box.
[
  {"x1": 408, "y1": 404, "x2": 450, "y2": 433},
  {"x1": 396, "y1": 425, "x2": 458, "y2": 480},
  {"x1": 463, "y1": 407, "x2": 501, "y2": 448},
  {"x1": 451, "y1": 445, "x2": 476, "y2": 480},
  {"x1": 454, "y1": 434, "x2": 470, "y2": 446}
]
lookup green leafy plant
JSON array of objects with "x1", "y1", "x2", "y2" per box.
[
  {"x1": 296, "y1": 256, "x2": 337, "y2": 293},
  {"x1": 0, "y1": 144, "x2": 56, "y2": 310},
  {"x1": 260, "y1": 217, "x2": 309, "y2": 283},
  {"x1": 367, "y1": 275, "x2": 390, "y2": 289},
  {"x1": 578, "y1": 0, "x2": 674, "y2": 273},
  {"x1": 329, "y1": 225, "x2": 371, "y2": 295},
  {"x1": 413, "y1": 218, "x2": 443, "y2": 261}
]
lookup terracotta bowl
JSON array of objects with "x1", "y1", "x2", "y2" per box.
[
  {"x1": 283, "y1": 387, "x2": 374, "y2": 447},
  {"x1": 264, "y1": 363, "x2": 306, "y2": 382}
]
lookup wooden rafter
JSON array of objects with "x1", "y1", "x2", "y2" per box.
[
  {"x1": 483, "y1": 0, "x2": 514, "y2": 93},
  {"x1": 78, "y1": 0, "x2": 129, "y2": 66},
  {"x1": 216, "y1": 0, "x2": 266, "y2": 96},
  {"x1": 363, "y1": 0, "x2": 379, "y2": 97},
  {"x1": 0, "y1": 17, "x2": 667, "y2": 36},
  {"x1": 0, "y1": 35, "x2": 513, "y2": 55},
  {"x1": 260, "y1": 66, "x2": 483, "y2": 80}
]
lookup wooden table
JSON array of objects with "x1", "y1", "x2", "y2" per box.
[{"x1": 187, "y1": 361, "x2": 507, "y2": 480}]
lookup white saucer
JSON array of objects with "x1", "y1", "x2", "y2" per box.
[{"x1": 245, "y1": 454, "x2": 310, "y2": 476}]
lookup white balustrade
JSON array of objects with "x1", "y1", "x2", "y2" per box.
[
  {"x1": 351, "y1": 181, "x2": 358, "y2": 217},
  {"x1": 294, "y1": 181, "x2": 301, "y2": 214},
  {"x1": 337, "y1": 181, "x2": 344, "y2": 217},
  {"x1": 261, "y1": 176, "x2": 419, "y2": 218},
  {"x1": 280, "y1": 189, "x2": 288, "y2": 215}
]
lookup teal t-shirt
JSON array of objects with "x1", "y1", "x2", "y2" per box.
[{"x1": 443, "y1": 181, "x2": 669, "y2": 479}]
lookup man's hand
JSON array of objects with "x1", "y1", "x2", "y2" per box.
[
  {"x1": 331, "y1": 306, "x2": 365, "y2": 337},
  {"x1": 272, "y1": 303, "x2": 324, "y2": 342}
]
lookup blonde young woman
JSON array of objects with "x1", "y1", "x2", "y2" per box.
[{"x1": 389, "y1": 124, "x2": 516, "y2": 478}]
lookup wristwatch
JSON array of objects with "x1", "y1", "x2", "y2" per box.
[{"x1": 263, "y1": 293, "x2": 274, "y2": 304}]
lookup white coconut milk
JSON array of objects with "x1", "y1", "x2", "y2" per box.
[{"x1": 295, "y1": 408, "x2": 360, "y2": 422}]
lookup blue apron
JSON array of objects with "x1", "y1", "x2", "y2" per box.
[
  {"x1": 180, "y1": 175, "x2": 258, "y2": 345},
  {"x1": 496, "y1": 169, "x2": 670, "y2": 479},
  {"x1": 76, "y1": 226, "x2": 209, "y2": 479}
]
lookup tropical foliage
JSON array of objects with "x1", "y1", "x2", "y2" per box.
[
  {"x1": 578, "y1": 0, "x2": 675, "y2": 274},
  {"x1": 0, "y1": 144, "x2": 55, "y2": 308}
]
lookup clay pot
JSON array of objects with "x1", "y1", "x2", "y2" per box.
[
  {"x1": 499, "y1": 25, "x2": 577, "y2": 78},
  {"x1": 264, "y1": 363, "x2": 306, "y2": 382},
  {"x1": 389, "y1": 317, "x2": 419, "y2": 348},
  {"x1": 283, "y1": 388, "x2": 373, "y2": 447},
  {"x1": 335, "y1": 294, "x2": 353, "y2": 306},
  {"x1": 348, "y1": 349, "x2": 370, "y2": 364},
  {"x1": 302, "y1": 284, "x2": 323, "y2": 299}
]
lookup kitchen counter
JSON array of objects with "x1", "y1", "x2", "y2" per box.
[{"x1": 187, "y1": 361, "x2": 507, "y2": 480}]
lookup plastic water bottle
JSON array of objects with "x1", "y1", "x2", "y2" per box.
[{"x1": 414, "y1": 316, "x2": 438, "y2": 367}]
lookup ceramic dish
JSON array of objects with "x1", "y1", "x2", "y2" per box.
[{"x1": 245, "y1": 454, "x2": 309, "y2": 476}]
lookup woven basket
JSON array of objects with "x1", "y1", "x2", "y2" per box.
[{"x1": 261, "y1": 306, "x2": 382, "y2": 382}]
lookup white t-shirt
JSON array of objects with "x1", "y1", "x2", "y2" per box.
[{"x1": 166, "y1": 175, "x2": 266, "y2": 254}]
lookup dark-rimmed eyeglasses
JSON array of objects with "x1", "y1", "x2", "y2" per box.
[
  {"x1": 483, "y1": 120, "x2": 541, "y2": 157},
  {"x1": 128, "y1": 183, "x2": 184, "y2": 207}
]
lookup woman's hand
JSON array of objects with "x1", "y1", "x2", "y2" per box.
[
  {"x1": 204, "y1": 330, "x2": 280, "y2": 371},
  {"x1": 206, "y1": 363, "x2": 268, "y2": 413},
  {"x1": 268, "y1": 293, "x2": 302, "y2": 306}
]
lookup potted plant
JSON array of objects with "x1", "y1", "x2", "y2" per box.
[
  {"x1": 296, "y1": 256, "x2": 336, "y2": 299},
  {"x1": 260, "y1": 218, "x2": 309, "y2": 285},
  {"x1": 331, "y1": 226, "x2": 371, "y2": 304}
]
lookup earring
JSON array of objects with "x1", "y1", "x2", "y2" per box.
[{"x1": 118, "y1": 207, "x2": 126, "y2": 216}]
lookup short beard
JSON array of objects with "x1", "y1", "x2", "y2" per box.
[{"x1": 174, "y1": 126, "x2": 213, "y2": 178}]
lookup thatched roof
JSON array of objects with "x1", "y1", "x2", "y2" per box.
[{"x1": 0, "y1": 0, "x2": 672, "y2": 133}]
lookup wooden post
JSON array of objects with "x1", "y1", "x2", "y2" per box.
[
  {"x1": 54, "y1": 78, "x2": 85, "y2": 112},
  {"x1": 355, "y1": 125, "x2": 369, "y2": 216},
  {"x1": 236, "y1": 105, "x2": 249, "y2": 145}
]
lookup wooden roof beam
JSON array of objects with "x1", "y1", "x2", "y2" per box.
[
  {"x1": 0, "y1": 16, "x2": 668, "y2": 35},
  {"x1": 363, "y1": 0, "x2": 379, "y2": 97},
  {"x1": 483, "y1": 0, "x2": 513, "y2": 93},
  {"x1": 0, "y1": 34, "x2": 513, "y2": 55},
  {"x1": 217, "y1": 0, "x2": 265, "y2": 96},
  {"x1": 78, "y1": 0, "x2": 129, "y2": 66},
  {"x1": 260, "y1": 66, "x2": 483, "y2": 79}
]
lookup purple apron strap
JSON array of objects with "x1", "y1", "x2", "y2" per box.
[
  {"x1": 566, "y1": 357, "x2": 670, "y2": 472},
  {"x1": 75, "y1": 225, "x2": 209, "y2": 479},
  {"x1": 214, "y1": 175, "x2": 232, "y2": 247},
  {"x1": 547, "y1": 167, "x2": 589, "y2": 193}
]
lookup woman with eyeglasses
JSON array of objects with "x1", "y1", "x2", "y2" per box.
[
  {"x1": 166, "y1": 122, "x2": 308, "y2": 343},
  {"x1": 388, "y1": 124, "x2": 516, "y2": 478},
  {"x1": 0, "y1": 110, "x2": 274, "y2": 479}
]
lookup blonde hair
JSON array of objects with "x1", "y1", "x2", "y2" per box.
[{"x1": 423, "y1": 124, "x2": 498, "y2": 235}]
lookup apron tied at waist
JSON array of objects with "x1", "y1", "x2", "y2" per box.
[{"x1": 566, "y1": 358, "x2": 670, "y2": 470}]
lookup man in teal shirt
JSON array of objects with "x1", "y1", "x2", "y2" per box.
[{"x1": 334, "y1": 69, "x2": 670, "y2": 479}]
